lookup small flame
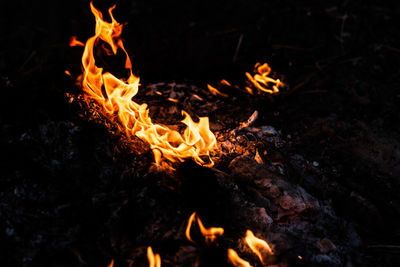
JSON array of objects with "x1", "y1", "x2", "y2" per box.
[
  {"x1": 107, "y1": 259, "x2": 114, "y2": 267},
  {"x1": 69, "y1": 36, "x2": 85, "y2": 47},
  {"x1": 227, "y1": 249, "x2": 252, "y2": 267},
  {"x1": 207, "y1": 84, "x2": 228, "y2": 98},
  {"x1": 64, "y1": 70, "x2": 72, "y2": 77},
  {"x1": 208, "y1": 62, "x2": 283, "y2": 96},
  {"x1": 185, "y1": 212, "x2": 224, "y2": 243},
  {"x1": 245, "y1": 63, "x2": 282, "y2": 94},
  {"x1": 147, "y1": 247, "x2": 161, "y2": 267},
  {"x1": 244, "y1": 230, "x2": 273, "y2": 264},
  {"x1": 72, "y1": 2, "x2": 216, "y2": 169}
]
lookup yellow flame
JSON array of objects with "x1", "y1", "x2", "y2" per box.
[
  {"x1": 244, "y1": 230, "x2": 273, "y2": 264},
  {"x1": 147, "y1": 247, "x2": 161, "y2": 267},
  {"x1": 185, "y1": 212, "x2": 224, "y2": 243},
  {"x1": 207, "y1": 62, "x2": 283, "y2": 96},
  {"x1": 227, "y1": 249, "x2": 252, "y2": 267},
  {"x1": 72, "y1": 2, "x2": 216, "y2": 169},
  {"x1": 245, "y1": 63, "x2": 282, "y2": 94}
]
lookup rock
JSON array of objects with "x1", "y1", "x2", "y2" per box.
[
  {"x1": 253, "y1": 207, "x2": 274, "y2": 225},
  {"x1": 316, "y1": 238, "x2": 336, "y2": 254},
  {"x1": 279, "y1": 194, "x2": 295, "y2": 210}
]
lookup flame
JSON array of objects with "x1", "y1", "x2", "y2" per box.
[
  {"x1": 244, "y1": 230, "x2": 273, "y2": 264},
  {"x1": 64, "y1": 70, "x2": 72, "y2": 77},
  {"x1": 71, "y1": 2, "x2": 216, "y2": 169},
  {"x1": 147, "y1": 247, "x2": 161, "y2": 267},
  {"x1": 107, "y1": 259, "x2": 114, "y2": 267},
  {"x1": 207, "y1": 84, "x2": 228, "y2": 98},
  {"x1": 207, "y1": 62, "x2": 283, "y2": 96},
  {"x1": 185, "y1": 212, "x2": 224, "y2": 243},
  {"x1": 227, "y1": 249, "x2": 252, "y2": 267},
  {"x1": 69, "y1": 36, "x2": 85, "y2": 47},
  {"x1": 246, "y1": 63, "x2": 282, "y2": 94}
]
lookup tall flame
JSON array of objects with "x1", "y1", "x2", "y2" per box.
[
  {"x1": 185, "y1": 212, "x2": 224, "y2": 243},
  {"x1": 71, "y1": 2, "x2": 216, "y2": 169},
  {"x1": 244, "y1": 230, "x2": 273, "y2": 264},
  {"x1": 227, "y1": 249, "x2": 252, "y2": 267},
  {"x1": 147, "y1": 247, "x2": 161, "y2": 267}
]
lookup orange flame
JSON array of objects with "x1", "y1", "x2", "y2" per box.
[
  {"x1": 185, "y1": 212, "x2": 224, "y2": 243},
  {"x1": 69, "y1": 36, "x2": 85, "y2": 47},
  {"x1": 244, "y1": 230, "x2": 273, "y2": 264},
  {"x1": 147, "y1": 247, "x2": 161, "y2": 267},
  {"x1": 246, "y1": 63, "x2": 282, "y2": 94},
  {"x1": 107, "y1": 259, "x2": 114, "y2": 267},
  {"x1": 72, "y1": 2, "x2": 216, "y2": 169},
  {"x1": 207, "y1": 84, "x2": 228, "y2": 98},
  {"x1": 227, "y1": 249, "x2": 252, "y2": 267},
  {"x1": 207, "y1": 62, "x2": 283, "y2": 96}
]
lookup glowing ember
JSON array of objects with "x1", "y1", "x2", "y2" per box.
[
  {"x1": 244, "y1": 230, "x2": 273, "y2": 264},
  {"x1": 147, "y1": 247, "x2": 161, "y2": 267},
  {"x1": 208, "y1": 62, "x2": 283, "y2": 96},
  {"x1": 227, "y1": 249, "x2": 252, "y2": 267},
  {"x1": 185, "y1": 212, "x2": 224, "y2": 243},
  {"x1": 70, "y1": 2, "x2": 216, "y2": 169}
]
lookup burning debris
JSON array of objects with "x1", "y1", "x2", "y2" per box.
[
  {"x1": 208, "y1": 62, "x2": 284, "y2": 97},
  {"x1": 69, "y1": 3, "x2": 216, "y2": 170}
]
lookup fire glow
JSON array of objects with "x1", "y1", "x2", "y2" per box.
[
  {"x1": 70, "y1": 2, "x2": 216, "y2": 169},
  {"x1": 147, "y1": 247, "x2": 161, "y2": 267},
  {"x1": 184, "y1": 212, "x2": 274, "y2": 266},
  {"x1": 244, "y1": 230, "x2": 274, "y2": 264},
  {"x1": 208, "y1": 62, "x2": 283, "y2": 96},
  {"x1": 227, "y1": 249, "x2": 252, "y2": 267},
  {"x1": 185, "y1": 212, "x2": 224, "y2": 243}
]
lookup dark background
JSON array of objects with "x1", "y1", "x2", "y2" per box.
[
  {"x1": 1, "y1": 0, "x2": 400, "y2": 266},
  {"x1": 2, "y1": 0, "x2": 400, "y2": 128}
]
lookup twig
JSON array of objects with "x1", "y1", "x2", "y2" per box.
[
  {"x1": 239, "y1": 110, "x2": 258, "y2": 128},
  {"x1": 18, "y1": 50, "x2": 37, "y2": 72},
  {"x1": 232, "y1": 34, "x2": 244, "y2": 64}
]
